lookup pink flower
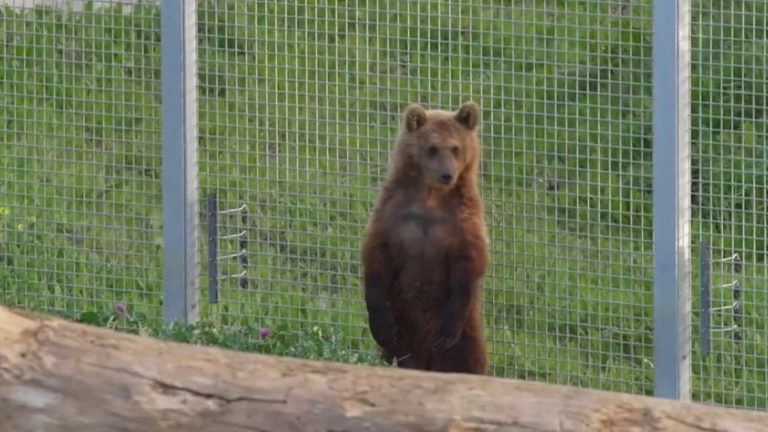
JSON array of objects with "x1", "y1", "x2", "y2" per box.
[
  {"x1": 259, "y1": 327, "x2": 272, "y2": 339},
  {"x1": 114, "y1": 302, "x2": 127, "y2": 317}
]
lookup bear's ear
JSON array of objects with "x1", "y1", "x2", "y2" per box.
[
  {"x1": 403, "y1": 103, "x2": 427, "y2": 132},
  {"x1": 455, "y1": 101, "x2": 480, "y2": 130}
]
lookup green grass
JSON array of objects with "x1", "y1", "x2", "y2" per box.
[{"x1": 0, "y1": 0, "x2": 766, "y2": 410}]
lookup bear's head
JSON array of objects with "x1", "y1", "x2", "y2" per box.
[{"x1": 392, "y1": 101, "x2": 481, "y2": 190}]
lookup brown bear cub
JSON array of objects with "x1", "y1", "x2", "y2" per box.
[{"x1": 361, "y1": 101, "x2": 489, "y2": 375}]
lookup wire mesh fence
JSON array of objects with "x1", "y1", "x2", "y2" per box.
[
  {"x1": 691, "y1": 0, "x2": 767, "y2": 410},
  {"x1": 0, "y1": 0, "x2": 165, "y2": 325},
  {"x1": 195, "y1": 0, "x2": 384, "y2": 360},
  {"x1": 1, "y1": 0, "x2": 766, "y2": 413},
  {"x1": 195, "y1": 0, "x2": 657, "y2": 395}
]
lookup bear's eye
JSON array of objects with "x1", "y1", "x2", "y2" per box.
[
  {"x1": 451, "y1": 145, "x2": 460, "y2": 156},
  {"x1": 427, "y1": 146, "x2": 439, "y2": 157}
]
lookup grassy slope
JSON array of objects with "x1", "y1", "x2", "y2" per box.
[{"x1": 0, "y1": 0, "x2": 765, "y2": 409}]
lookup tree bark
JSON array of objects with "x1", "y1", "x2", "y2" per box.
[{"x1": 0, "y1": 305, "x2": 765, "y2": 432}]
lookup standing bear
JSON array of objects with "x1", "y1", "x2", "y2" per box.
[{"x1": 361, "y1": 101, "x2": 489, "y2": 375}]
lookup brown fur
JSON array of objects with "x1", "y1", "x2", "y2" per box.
[{"x1": 361, "y1": 101, "x2": 489, "y2": 375}]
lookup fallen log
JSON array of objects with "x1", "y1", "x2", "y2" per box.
[{"x1": 0, "y1": 305, "x2": 766, "y2": 432}]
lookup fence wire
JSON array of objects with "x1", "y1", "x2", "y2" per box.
[
  {"x1": 691, "y1": 0, "x2": 768, "y2": 410},
  {"x1": 3, "y1": 0, "x2": 765, "y2": 412},
  {"x1": 0, "y1": 1, "x2": 164, "y2": 327},
  {"x1": 195, "y1": 0, "x2": 657, "y2": 396}
]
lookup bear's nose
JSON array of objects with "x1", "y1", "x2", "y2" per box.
[{"x1": 439, "y1": 174, "x2": 453, "y2": 184}]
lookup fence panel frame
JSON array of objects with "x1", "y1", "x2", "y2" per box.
[
  {"x1": 651, "y1": 0, "x2": 693, "y2": 401},
  {"x1": 161, "y1": 0, "x2": 200, "y2": 324}
]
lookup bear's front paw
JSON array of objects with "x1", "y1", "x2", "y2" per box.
[
  {"x1": 368, "y1": 313, "x2": 398, "y2": 349},
  {"x1": 374, "y1": 329, "x2": 398, "y2": 350},
  {"x1": 430, "y1": 326, "x2": 461, "y2": 353}
]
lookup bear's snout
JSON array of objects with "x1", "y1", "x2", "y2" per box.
[{"x1": 439, "y1": 173, "x2": 453, "y2": 185}]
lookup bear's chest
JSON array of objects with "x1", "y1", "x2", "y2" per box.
[
  {"x1": 389, "y1": 207, "x2": 458, "y2": 300},
  {"x1": 392, "y1": 207, "x2": 458, "y2": 259}
]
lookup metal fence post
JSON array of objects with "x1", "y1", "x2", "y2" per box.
[
  {"x1": 161, "y1": 0, "x2": 200, "y2": 324},
  {"x1": 652, "y1": 0, "x2": 692, "y2": 400}
]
